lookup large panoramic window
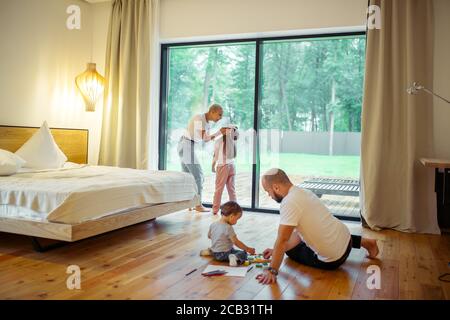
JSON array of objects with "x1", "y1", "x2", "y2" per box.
[{"x1": 160, "y1": 33, "x2": 366, "y2": 220}]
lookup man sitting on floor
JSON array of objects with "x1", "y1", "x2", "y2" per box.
[{"x1": 256, "y1": 168, "x2": 379, "y2": 285}]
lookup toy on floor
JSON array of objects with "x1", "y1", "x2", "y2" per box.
[
  {"x1": 199, "y1": 250, "x2": 271, "y2": 269},
  {"x1": 247, "y1": 254, "x2": 271, "y2": 264}
]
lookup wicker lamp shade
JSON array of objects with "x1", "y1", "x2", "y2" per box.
[{"x1": 75, "y1": 63, "x2": 105, "y2": 112}]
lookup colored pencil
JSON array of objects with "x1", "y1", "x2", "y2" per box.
[{"x1": 185, "y1": 268, "x2": 197, "y2": 276}]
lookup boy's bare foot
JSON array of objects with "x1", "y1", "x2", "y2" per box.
[
  {"x1": 194, "y1": 205, "x2": 209, "y2": 212},
  {"x1": 362, "y1": 238, "x2": 379, "y2": 259},
  {"x1": 200, "y1": 248, "x2": 212, "y2": 256}
]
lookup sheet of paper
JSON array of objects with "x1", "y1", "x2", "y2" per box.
[{"x1": 202, "y1": 265, "x2": 249, "y2": 277}]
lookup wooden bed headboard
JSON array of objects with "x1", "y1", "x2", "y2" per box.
[{"x1": 0, "y1": 125, "x2": 88, "y2": 164}]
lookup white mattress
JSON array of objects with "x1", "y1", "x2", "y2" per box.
[
  {"x1": 0, "y1": 164, "x2": 198, "y2": 224},
  {"x1": 0, "y1": 204, "x2": 45, "y2": 222}
]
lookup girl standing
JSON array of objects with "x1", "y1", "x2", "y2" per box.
[{"x1": 211, "y1": 127, "x2": 239, "y2": 214}]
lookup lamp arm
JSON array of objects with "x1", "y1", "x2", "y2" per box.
[{"x1": 421, "y1": 87, "x2": 450, "y2": 104}]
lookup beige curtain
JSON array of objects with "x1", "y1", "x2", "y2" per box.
[
  {"x1": 361, "y1": 0, "x2": 440, "y2": 234},
  {"x1": 99, "y1": 0, "x2": 158, "y2": 169}
]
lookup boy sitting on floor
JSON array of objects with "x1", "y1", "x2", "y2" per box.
[{"x1": 204, "y1": 201, "x2": 256, "y2": 266}]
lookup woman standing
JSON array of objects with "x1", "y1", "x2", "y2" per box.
[{"x1": 178, "y1": 104, "x2": 228, "y2": 212}]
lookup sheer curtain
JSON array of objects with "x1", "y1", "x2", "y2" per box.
[
  {"x1": 360, "y1": 0, "x2": 440, "y2": 234},
  {"x1": 99, "y1": 0, "x2": 159, "y2": 169}
]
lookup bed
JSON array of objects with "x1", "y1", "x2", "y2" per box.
[{"x1": 0, "y1": 125, "x2": 198, "y2": 248}]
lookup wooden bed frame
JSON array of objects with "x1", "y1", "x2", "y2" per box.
[{"x1": 0, "y1": 125, "x2": 196, "y2": 247}]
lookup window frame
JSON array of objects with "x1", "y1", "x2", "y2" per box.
[{"x1": 159, "y1": 31, "x2": 366, "y2": 221}]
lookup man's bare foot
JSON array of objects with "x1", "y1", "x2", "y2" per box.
[
  {"x1": 194, "y1": 205, "x2": 209, "y2": 212},
  {"x1": 362, "y1": 238, "x2": 379, "y2": 259}
]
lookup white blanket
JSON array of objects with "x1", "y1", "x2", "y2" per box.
[{"x1": 0, "y1": 165, "x2": 197, "y2": 224}]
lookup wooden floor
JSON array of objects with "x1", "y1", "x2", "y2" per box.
[{"x1": 0, "y1": 210, "x2": 449, "y2": 300}]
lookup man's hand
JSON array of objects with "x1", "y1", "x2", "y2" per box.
[
  {"x1": 262, "y1": 248, "x2": 273, "y2": 259},
  {"x1": 246, "y1": 247, "x2": 256, "y2": 255},
  {"x1": 256, "y1": 269, "x2": 277, "y2": 285}
]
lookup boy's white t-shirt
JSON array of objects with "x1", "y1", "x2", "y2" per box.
[
  {"x1": 185, "y1": 114, "x2": 211, "y2": 142},
  {"x1": 280, "y1": 186, "x2": 351, "y2": 262},
  {"x1": 208, "y1": 220, "x2": 236, "y2": 253}
]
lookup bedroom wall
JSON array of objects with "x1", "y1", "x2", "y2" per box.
[
  {"x1": 0, "y1": 0, "x2": 110, "y2": 165},
  {"x1": 160, "y1": 0, "x2": 368, "y2": 41},
  {"x1": 433, "y1": 0, "x2": 450, "y2": 159}
]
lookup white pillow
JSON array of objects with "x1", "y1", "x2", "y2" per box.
[
  {"x1": 15, "y1": 121, "x2": 68, "y2": 169},
  {"x1": 0, "y1": 149, "x2": 26, "y2": 176}
]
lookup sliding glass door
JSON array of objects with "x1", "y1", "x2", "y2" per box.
[
  {"x1": 259, "y1": 36, "x2": 365, "y2": 217},
  {"x1": 162, "y1": 43, "x2": 255, "y2": 208},
  {"x1": 160, "y1": 33, "x2": 366, "y2": 219}
]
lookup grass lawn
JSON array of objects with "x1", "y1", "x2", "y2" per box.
[
  {"x1": 261, "y1": 153, "x2": 360, "y2": 179},
  {"x1": 167, "y1": 152, "x2": 360, "y2": 179}
]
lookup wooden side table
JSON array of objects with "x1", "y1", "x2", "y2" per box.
[{"x1": 420, "y1": 158, "x2": 450, "y2": 232}]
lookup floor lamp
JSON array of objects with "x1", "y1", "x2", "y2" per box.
[{"x1": 407, "y1": 82, "x2": 450, "y2": 282}]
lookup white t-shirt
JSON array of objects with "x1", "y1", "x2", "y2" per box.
[
  {"x1": 208, "y1": 220, "x2": 236, "y2": 253},
  {"x1": 213, "y1": 138, "x2": 236, "y2": 165},
  {"x1": 184, "y1": 114, "x2": 211, "y2": 143},
  {"x1": 279, "y1": 185, "x2": 351, "y2": 263}
]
